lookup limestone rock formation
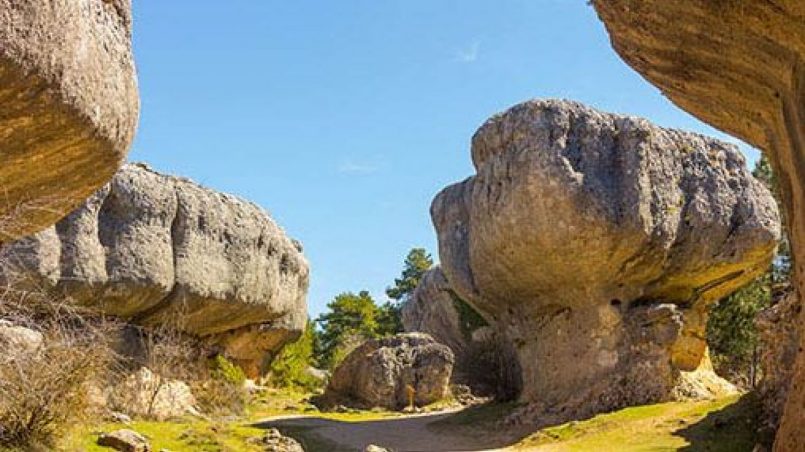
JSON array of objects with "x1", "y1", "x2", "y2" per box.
[
  {"x1": 0, "y1": 0, "x2": 139, "y2": 240},
  {"x1": 590, "y1": 3, "x2": 804, "y2": 449},
  {"x1": 402, "y1": 266, "x2": 518, "y2": 398},
  {"x1": 432, "y1": 99, "x2": 779, "y2": 423},
  {"x1": 324, "y1": 333, "x2": 454, "y2": 410},
  {"x1": 0, "y1": 163, "x2": 308, "y2": 374},
  {"x1": 107, "y1": 367, "x2": 201, "y2": 421},
  {"x1": 757, "y1": 290, "x2": 801, "y2": 438},
  {"x1": 402, "y1": 267, "x2": 473, "y2": 363}
]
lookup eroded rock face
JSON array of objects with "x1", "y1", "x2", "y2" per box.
[
  {"x1": 107, "y1": 367, "x2": 200, "y2": 421},
  {"x1": 432, "y1": 99, "x2": 778, "y2": 422},
  {"x1": 402, "y1": 266, "x2": 519, "y2": 398},
  {"x1": 757, "y1": 290, "x2": 802, "y2": 439},
  {"x1": 0, "y1": 163, "x2": 308, "y2": 373},
  {"x1": 324, "y1": 333, "x2": 454, "y2": 410},
  {"x1": 591, "y1": 3, "x2": 804, "y2": 449},
  {"x1": 0, "y1": 0, "x2": 139, "y2": 240},
  {"x1": 402, "y1": 267, "x2": 472, "y2": 362}
]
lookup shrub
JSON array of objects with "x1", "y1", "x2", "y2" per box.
[
  {"x1": 269, "y1": 321, "x2": 322, "y2": 390},
  {"x1": 0, "y1": 297, "x2": 118, "y2": 449},
  {"x1": 193, "y1": 355, "x2": 248, "y2": 418},
  {"x1": 210, "y1": 354, "x2": 247, "y2": 386}
]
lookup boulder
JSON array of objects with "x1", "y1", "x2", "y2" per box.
[
  {"x1": 0, "y1": 320, "x2": 43, "y2": 358},
  {"x1": 590, "y1": 3, "x2": 804, "y2": 449},
  {"x1": 0, "y1": 163, "x2": 309, "y2": 375},
  {"x1": 324, "y1": 333, "x2": 454, "y2": 410},
  {"x1": 0, "y1": 0, "x2": 139, "y2": 240},
  {"x1": 97, "y1": 429, "x2": 151, "y2": 452},
  {"x1": 402, "y1": 267, "x2": 519, "y2": 398},
  {"x1": 107, "y1": 367, "x2": 200, "y2": 421},
  {"x1": 432, "y1": 99, "x2": 779, "y2": 423}
]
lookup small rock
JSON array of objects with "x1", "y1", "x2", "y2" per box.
[
  {"x1": 97, "y1": 429, "x2": 151, "y2": 452},
  {"x1": 109, "y1": 411, "x2": 132, "y2": 424},
  {"x1": 365, "y1": 445, "x2": 389, "y2": 452},
  {"x1": 0, "y1": 320, "x2": 43, "y2": 357},
  {"x1": 250, "y1": 428, "x2": 304, "y2": 452}
]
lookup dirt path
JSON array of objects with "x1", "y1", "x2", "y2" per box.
[{"x1": 254, "y1": 409, "x2": 527, "y2": 452}]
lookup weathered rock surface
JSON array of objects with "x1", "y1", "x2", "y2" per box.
[
  {"x1": 0, "y1": 320, "x2": 43, "y2": 357},
  {"x1": 402, "y1": 266, "x2": 519, "y2": 398},
  {"x1": 757, "y1": 290, "x2": 801, "y2": 439},
  {"x1": 0, "y1": 163, "x2": 308, "y2": 374},
  {"x1": 107, "y1": 367, "x2": 200, "y2": 421},
  {"x1": 432, "y1": 99, "x2": 778, "y2": 423},
  {"x1": 591, "y1": 3, "x2": 804, "y2": 449},
  {"x1": 0, "y1": 0, "x2": 139, "y2": 240},
  {"x1": 324, "y1": 333, "x2": 454, "y2": 410},
  {"x1": 97, "y1": 429, "x2": 151, "y2": 452}
]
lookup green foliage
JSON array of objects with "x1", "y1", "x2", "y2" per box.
[
  {"x1": 269, "y1": 321, "x2": 322, "y2": 390},
  {"x1": 375, "y1": 301, "x2": 403, "y2": 337},
  {"x1": 378, "y1": 247, "x2": 434, "y2": 337},
  {"x1": 209, "y1": 355, "x2": 247, "y2": 386},
  {"x1": 314, "y1": 248, "x2": 434, "y2": 369},
  {"x1": 385, "y1": 248, "x2": 433, "y2": 302},
  {"x1": 706, "y1": 156, "x2": 791, "y2": 386},
  {"x1": 752, "y1": 155, "x2": 777, "y2": 199},
  {"x1": 316, "y1": 291, "x2": 380, "y2": 368},
  {"x1": 707, "y1": 275, "x2": 771, "y2": 385},
  {"x1": 449, "y1": 291, "x2": 488, "y2": 337},
  {"x1": 195, "y1": 355, "x2": 248, "y2": 418}
]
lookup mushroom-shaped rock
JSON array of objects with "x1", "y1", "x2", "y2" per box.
[
  {"x1": 432, "y1": 99, "x2": 779, "y2": 422},
  {"x1": 0, "y1": 163, "x2": 308, "y2": 375},
  {"x1": 0, "y1": 0, "x2": 139, "y2": 240},
  {"x1": 590, "y1": 3, "x2": 804, "y2": 449},
  {"x1": 324, "y1": 333, "x2": 454, "y2": 410}
]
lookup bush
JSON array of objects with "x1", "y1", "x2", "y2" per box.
[
  {"x1": 0, "y1": 299, "x2": 118, "y2": 449},
  {"x1": 193, "y1": 355, "x2": 248, "y2": 418},
  {"x1": 209, "y1": 354, "x2": 247, "y2": 386},
  {"x1": 269, "y1": 321, "x2": 322, "y2": 390},
  {"x1": 707, "y1": 275, "x2": 772, "y2": 388}
]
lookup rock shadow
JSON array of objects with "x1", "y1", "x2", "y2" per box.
[{"x1": 673, "y1": 394, "x2": 765, "y2": 451}]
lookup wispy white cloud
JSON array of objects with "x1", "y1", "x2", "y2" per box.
[
  {"x1": 337, "y1": 160, "x2": 378, "y2": 174},
  {"x1": 454, "y1": 40, "x2": 480, "y2": 63}
]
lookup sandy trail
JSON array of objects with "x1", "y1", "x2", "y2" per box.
[{"x1": 254, "y1": 409, "x2": 526, "y2": 452}]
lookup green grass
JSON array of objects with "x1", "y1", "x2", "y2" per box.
[
  {"x1": 515, "y1": 394, "x2": 760, "y2": 451},
  {"x1": 64, "y1": 389, "x2": 760, "y2": 451},
  {"x1": 63, "y1": 387, "x2": 402, "y2": 451},
  {"x1": 65, "y1": 419, "x2": 267, "y2": 452}
]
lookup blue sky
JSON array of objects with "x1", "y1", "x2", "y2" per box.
[{"x1": 129, "y1": 1, "x2": 759, "y2": 318}]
